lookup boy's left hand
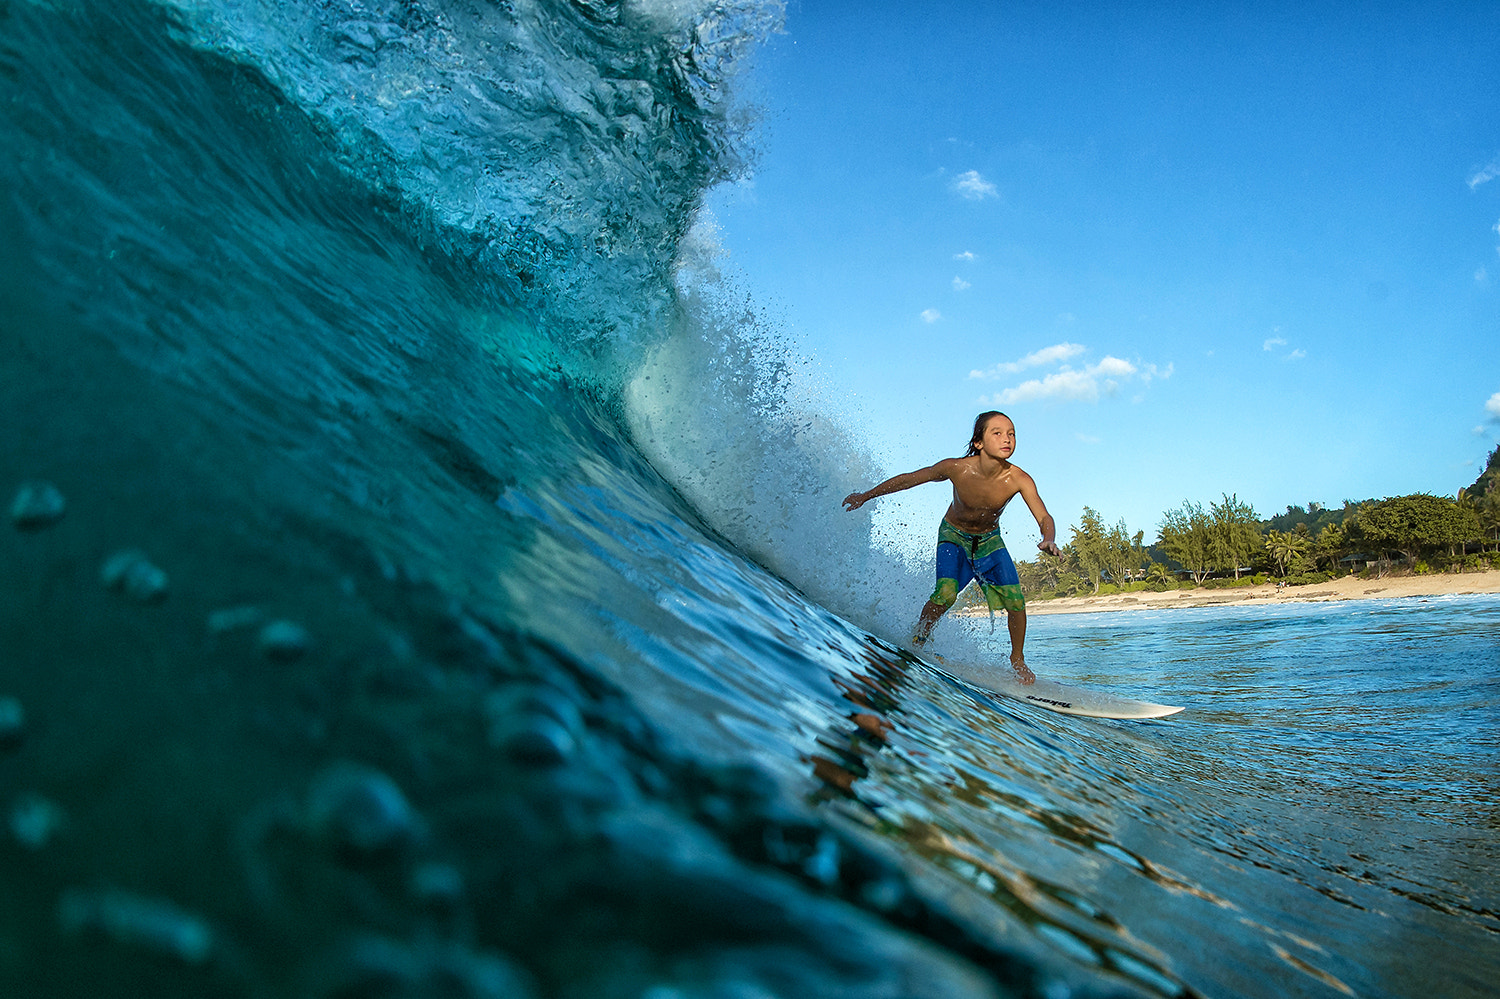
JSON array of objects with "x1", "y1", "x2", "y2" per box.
[{"x1": 1037, "y1": 539, "x2": 1061, "y2": 557}]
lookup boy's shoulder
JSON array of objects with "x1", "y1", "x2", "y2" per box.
[
  {"x1": 1007, "y1": 461, "x2": 1037, "y2": 482},
  {"x1": 930, "y1": 455, "x2": 970, "y2": 474}
]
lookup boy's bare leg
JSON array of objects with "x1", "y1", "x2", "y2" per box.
[
  {"x1": 1007, "y1": 609, "x2": 1036, "y2": 684},
  {"x1": 911, "y1": 600, "x2": 949, "y2": 646}
]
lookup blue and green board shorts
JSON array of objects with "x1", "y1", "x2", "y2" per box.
[{"x1": 930, "y1": 520, "x2": 1025, "y2": 614}]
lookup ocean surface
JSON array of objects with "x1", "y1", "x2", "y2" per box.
[{"x1": 2, "y1": 2, "x2": 1497, "y2": 996}]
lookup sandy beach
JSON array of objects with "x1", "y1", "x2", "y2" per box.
[{"x1": 1019, "y1": 569, "x2": 1500, "y2": 615}]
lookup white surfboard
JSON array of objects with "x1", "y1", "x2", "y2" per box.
[{"x1": 924, "y1": 653, "x2": 1184, "y2": 720}]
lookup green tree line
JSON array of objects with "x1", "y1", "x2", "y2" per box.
[{"x1": 1016, "y1": 443, "x2": 1500, "y2": 597}]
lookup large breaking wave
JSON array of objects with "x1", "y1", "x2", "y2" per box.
[{"x1": 6, "y1": 3, "x2": 1497, "y2": 998}]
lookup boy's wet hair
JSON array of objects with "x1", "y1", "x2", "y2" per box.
[{"x1": 965, "y1": 410, "x2": 1011, "y2": 457}]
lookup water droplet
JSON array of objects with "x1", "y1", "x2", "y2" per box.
[
  {"x1": 307, "y1": 762, "x2": 421, "y2": 856},
  {"x1": 57, "y1": 889, "x2": 214, "y2": 964},
  {"x1": 258, "y1": 619, "x2": 312, "y2": 661},
  {"x1": 0, "y1": 696, "x2": 24, "y2": 749},
  {"x1": 100, "y1": 550, "x2": 169, "y2": 603},
  {"x1": 10, "y1": 792, "x2": 66, "y2": 849},
  {"x1": 9, "y1": 481, "x2": 66, "y2": 530}
]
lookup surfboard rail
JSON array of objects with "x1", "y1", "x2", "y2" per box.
[{"x1": 921, "y1": 652, "x2": 1184, "y2": 720}]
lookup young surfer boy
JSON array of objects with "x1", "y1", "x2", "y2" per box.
[{"x1": 842, "y1": 411, "x2": 1060, "y2": 685}]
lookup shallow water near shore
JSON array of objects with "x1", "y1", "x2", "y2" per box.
[{"x1": 4, "y1": 2, "x2": 1499, "y2": 996}]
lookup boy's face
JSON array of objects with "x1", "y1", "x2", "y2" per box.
[{"x1": 980, "y1": 415, "x2": 1016, "y2": 460}]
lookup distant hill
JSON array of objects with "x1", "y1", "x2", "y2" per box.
[
  {"x1": 1467, "y1": 443, "x2": 1500, "y2": 499},
  {"x1": 1258, "y1": 501, "x2": 1366, "y2": 536},
  {"x1": 1256, "y1": 444, "x2": 1499, "y2": 533}
]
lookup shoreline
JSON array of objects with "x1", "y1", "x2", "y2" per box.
[{"x1": 1011, "y1": 569, "x2": 1500, "y2": 616}]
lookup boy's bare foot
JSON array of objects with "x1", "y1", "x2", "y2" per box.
[{"x1": 1009, "y1": 655, "x2": 1036, "y2": 685}]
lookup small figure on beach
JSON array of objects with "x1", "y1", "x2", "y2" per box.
[{"x1": 843, "y1": 411, "x2": 1061, "y2": 684}]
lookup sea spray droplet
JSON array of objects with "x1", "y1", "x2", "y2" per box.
[
  {"x1": 10, "y1": 792, "x2": 66, "y2": 849},
  {"x1": 409, "y1": 862, "x2": 465, "y2": 905},
  {"x1": 9, "y1": 481, "x2": 66, "y2": 530},
  {"x1": 0, "y1": 696, "x2": 24, "y2": 749},
  {"x1": 258, "y1": 619, "x2": 312, "y2": 661},
  {"x1": 483, "y1": 684, "x2": 583, "y2": 766},
  {"x1": 328, "y1": 936, "x2": 536, "y2": 999},
  {"x1": 494, "y1": 715, "x2": 575, "y2": 766},
  {"x1": 57, "y1": 889, "x2": 215, "y2": 964},
  {"x1": 100, "y1": 550, "x2": 169, "y2": 603},
  {"x1": 802, "y1": 833, "x2": 841, "y2": 886},
  {"x1": 206, "y1": 604, "x2": 265, "y2": 635},
  {"x1": 859, "y1": 877, "x2": 907, "y2": 913},
  {"x1": 306, "y1": 762, "x2": 422, "y2": 857}
]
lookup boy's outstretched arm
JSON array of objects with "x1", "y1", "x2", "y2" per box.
[
  {"x1": 842, "y1": 462, "x2": 950, "y2": 511},
  {"x1": 1018, "y1": 472, "x2": 1062, "y2": 556}
]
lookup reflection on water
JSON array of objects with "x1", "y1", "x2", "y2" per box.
[
  {"x1": 806, "y1": 648, "x2": 1197, "y2": 998},
  {"x1": 795, "y1": 598, "x2": 1500, "y2": 999}
]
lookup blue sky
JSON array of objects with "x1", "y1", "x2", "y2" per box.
[{"x1": 705, "y1": 1, "x2": 1500, "y2": 552}]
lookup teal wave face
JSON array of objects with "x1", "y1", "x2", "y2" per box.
[
  {"x1": 4, "y1": 0, "x2": 779, "y2": 346},
  {"x1": 0, "y1": 0, "x2": 784, "y2": 589}
]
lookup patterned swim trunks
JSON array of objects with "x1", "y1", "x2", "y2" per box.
[{"x1": 929, "y1": 519, "x2": 1025, "y2": 614}]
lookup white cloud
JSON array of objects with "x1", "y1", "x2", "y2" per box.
[
  {"x1": 1076, "y1": 433, "x2": 1102, "y2": 444},
  {"x1": 973, "y1": 344, "x2": 1170, "y2": 405},
  {"x1": 952, "y1": 170, "x2": 998, "y2": 200},
  {"x1": 1478, "y1": 266, "x2": 1489, "y2": 284},
  {"x1": 1486, "y1": 391, "x2": 1500, "y2": 419},
  {"x1": 1263, "y1": 329, "x2": 1304, "y2": 360},
  {"x1": 954, "y1": 251, "x2": 975, "y2": 261},
  {"x1": 982, "y1": 356, "x2": 1156, "y2": 405},
  {"x1": 1093, "y1": 355, "x2": 1136, "y2": 377},
  {"x1": 970, "y1": 342, "x2": 1086, "y2": 380},
  {"x1": 1468, "y1": 156, "x2": 1500, "y2": 190},
  {"x1": 952, "y1": 276, "x2": 970, "y2": 292},
  {"x1": 920, "y1": 308, "x2": 941, "y2": 324},
  {"x1": 993, "y1": 369, "x2": 1103, "y2": 404}
]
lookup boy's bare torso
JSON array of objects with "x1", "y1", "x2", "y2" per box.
[{"x1": 939, "y1": 456, "x2": 1031, "y2": 533}]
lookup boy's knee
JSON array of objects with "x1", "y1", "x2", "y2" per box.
[
  {"x1": 983, "y1": 583, "x2": 1026, "y2": 614},
  {"x1": 928, "y1": 579, "x2": 959, "y2": 608}
]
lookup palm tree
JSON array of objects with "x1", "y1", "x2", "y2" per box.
[
  {"x1": 1479, "y1": 485, "x2": 1500, "y2": 551},
  {"x1": 1458, "y1": 488, "x2": 1480, "y2": 549},
  {"x1": 1313, "y1": 523, "x2": 1346, "y2": 574},
  {"x1": 1266, "y1": 529, "x2": 1311, "y2": 578}
]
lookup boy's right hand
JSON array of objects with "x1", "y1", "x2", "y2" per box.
[{"x1": 842, "y1": 492, "x2": 867, "y2": 511}]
